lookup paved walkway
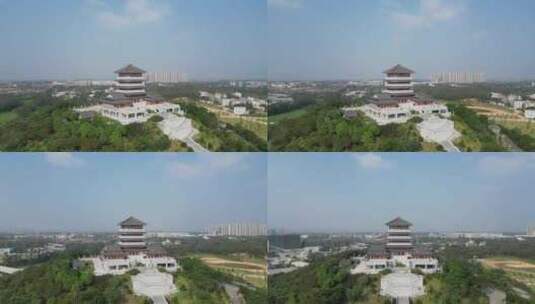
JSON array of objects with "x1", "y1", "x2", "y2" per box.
[
  {"x1": 397, "y1": 297, "x2": 410, "y2": 304},
  {"x1": 132, "y1": 268, "x2": 177, "y2": 301},
  {"x1": 489, "y1": 124, "x2": 523, "y2": 152},
  {"x1": 417, "y1": 116, "x2": 461, "y2": 152},
  {"x1": 223, "y1": 284, "x2": 246, "y2": 304},
  {"x1": 439, "y1": 140, "x2": 461, "y2": 152},
  {"x1": 158, "y1": 114, "x2": 208, "y2": 152},
  {"x1": 150, "y1": 295, "x2": 168, "y2": 304}
]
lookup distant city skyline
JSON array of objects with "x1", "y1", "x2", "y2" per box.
[
  {"x1": 268, "y1": 153, "x2": 535, "y2": 233},
  {"x1": 269, "y1": 0, "x2": 535, "y2": 81},
  {"x1": 0, "y1": 0, "x2": 266, "y2": 81},
  {"x1": 0, "y1": 153, "x2": 267, "y2": 233}
]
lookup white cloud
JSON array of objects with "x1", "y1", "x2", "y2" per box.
[
  {"x1": 477, "y1": 155, "x2": 535, "y2": 176},
  {"x1": 268, "y1": 0, "x2": 303, "y2": 9},
  {"x1": 167, "y1": 154, "x2": 248, "y2": 178},
  {"x1": 390, "y1": 0, "x2": 462, "y2": 29},
  {"x1": 89, "y1": 0, "x2": 168, "y2": 29},
  {"x1": 353, "y1": 153, "x2": 391, "y2": 170},
  {"x1": 45, "y1": 153, "x2": 85, "y2": 168}
]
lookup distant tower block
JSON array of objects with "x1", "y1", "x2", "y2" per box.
[
  {"x1": 118, "y1": 216, "x2": 147, "y2": 254},
  {"x1": 383, "y1": 64, "x2": 415, "y2": 98},
  {"x1": 114, "y1": 64, "x2": 147, "y2": 98},
  {"x1": 386, "y1": 217, "x2": 413, "y2": 255}
]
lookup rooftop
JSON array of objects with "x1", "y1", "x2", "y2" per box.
[
  {"x1": 115, "y1": 64, "x2": 146, "y2": 74},
  {"x1": 119, "y1": 216, "x2": 146, "y2": 226},
  {"x1": 386, "y1": 217, "x2": 412, "y2": 227},
  {"x1": 384, "y1": 64, "x2": 414, "y2": 75}
]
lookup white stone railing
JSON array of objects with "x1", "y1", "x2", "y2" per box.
[
  {"x1": 383, "y1": 89, "x2": 414, "y2": 95},
  {"x1": 119, "y1": 228, "x2": 145, "y2": 233},
  {"x1": 386, "y1": 83, "x2": 413, "y2": 88},
  {"x1": 116, "y1": 82, "x2": 145, "y2": 88},
  {"x1": 119, "y1": 235, "x2": 146, "y2": 240},
  {"x1": 117, "y1": 76, "x2": 145, "y2": 81},
  {"x1": 115, "y1": 89, "x2": 146, "y2": 95},
  {"x1": 385, "y1": 76, "x2": 412, "y2": 81}
]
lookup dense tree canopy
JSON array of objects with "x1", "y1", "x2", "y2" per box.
[
  {"x1": 269, "y1": 103, "x2": 424, "y2": 152},
  {"x1": 268, "y1": 252, "x2": 386, "y2": 304},
  {"x1": 0, "y1": 94, "x2": 176, "y2": 151},
  {"x1": 0, "y1": 255, "x2": 147, "y2": 304}
]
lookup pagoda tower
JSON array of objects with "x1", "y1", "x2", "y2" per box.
[
  {"x1": 114, "y1": 64, "x2": 147, "y2": 98},
  {"x1": 385, "y1": 217, "x2": 413, "y2": 255},
  {"x1": 383, "y1": 64, "x2": 415, "y2": 98},
  {"x1": 118, "y1": 216, "x2": 147, "y2": 254}
]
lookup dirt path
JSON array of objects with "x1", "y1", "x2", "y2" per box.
[{"x1": 200, "y1": 257, "x2": 266, "y2": 269}]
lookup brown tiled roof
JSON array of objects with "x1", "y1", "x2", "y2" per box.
[
  {"x1": 114, "y1": 64, "x2": 146, "y2": 74},
  {"x1": 119, "y1": 216, "x2": 145, "y2": 226},
  {"x1": 384, "y1": 64, "x2": 414, "y2": 74},
  {"x1": 386, "y1": 217, "x2": 412, "y2": 227}
]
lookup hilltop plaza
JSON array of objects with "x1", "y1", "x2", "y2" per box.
[
  {"x1": 83, "y1": 217, "x2": 178, "y2": 276},
  {"x1": 345, "y1": 64, "x2": 451, "y2": 125},
  {"x1": 351, "y1": 217, "x2": 439, "y2": 275},
  {"x1": 74, "y1": 64, "x2": 184, "y2": 125}
]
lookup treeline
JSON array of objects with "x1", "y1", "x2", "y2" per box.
[
  {"x1": 448, "y1": 103, "x2": 506, "y2": 151},
  {"x1": 269, "y1": 92, "x2": 352, "y2": 117},
  {"x1": 149, "y1": 83, "x2": 267, "y2": 100},
  {"x1": 441, "y1": 239, "x2": 535, "y2": 265},
  {"x1": 179, "y1": 101, "x2": 267, "y2": 151},
  {"x1": 166, "y1": 237, "x2": 266, "y2": 258},
  {"x1": 269, "y1": 104, "x2": 423, "y2": 152},
  {"x1": 0, "y1": 255, "x2": 148, "y2": 304},
  {"x1": 416, "y1": 84, "x2": 492, "y2": 101},
  {"x1": 268, "y1": 252, "x2": 387, "y2": 304},
  {"x1": 416, "y1": 82, "x2": 535, "y2": 101}
]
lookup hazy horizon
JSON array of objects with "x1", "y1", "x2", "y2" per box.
[
  {"x1": 269, "y1": 0, "x2": 535, "y2": 81},
  {"x1": 0, "y1": 153, "x2": 267, "y2": 232},
  {"x1": 0, "y1": 0, "x2": 266, "y2": 81},
  {"x1": 268, "y1": 153, "x2": 535, "y2": 233}
]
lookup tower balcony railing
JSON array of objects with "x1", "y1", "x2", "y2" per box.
[
  {"x1": 118, "y1": 241, "x2": 146, "y2": 247},
  {"x1": 388, "y1": 228, "x2": 411, "y2": 233},
  {"x1": 117, "y1": 76, "x2": 145, "y2": 81},
  {"x1": 119, "y1": 228, "x2": 145, "y2": 233},
  {"x1": 119, "y1": 235, "x2": 146, "y2": 240},
  {"x1": 385, "y1": 76, "x2": 412, "y2": 81},
  {"x1": 387, "y1": 235, "x2": 412, "y2": 240},
  {"x1": 386, "y1": 242, "x2": 413, "y2": 247},
  {"x1": 383, "y1": 89, "x2": 414, "y2": 95},
  {"x1": 385, "y1": 83, "x2": 413, "y2": 88},
  {"x1": 115, "y1": 89, "x2": 146, "y2": 95},
  {"x1": 115, "y1": 82, "x2": 145, "y2": 88}
]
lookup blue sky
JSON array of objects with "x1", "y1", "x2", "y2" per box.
[
  {"x1": 268, "y1": 153, "x2": 535, "y2": 233},
  {"x1": 0, "y1": 0, "x2": 266, "y2": 81},
  {"x1": 268, "y1": 0, "x2": 535, "y2": 81},
  {"x1": 0, "y1": 153, "x2": 266, "y2": 232}
]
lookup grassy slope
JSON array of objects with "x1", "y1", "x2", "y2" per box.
[
  {"x1": 269, "y1": 107, "x2": 311, "y2": 124},
  {"x1": 220, "y1": 116, "x2": 267, "y2": 141},
  {"x1": 0, "y1": 111, "x2": 17, "y2": 125}
]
